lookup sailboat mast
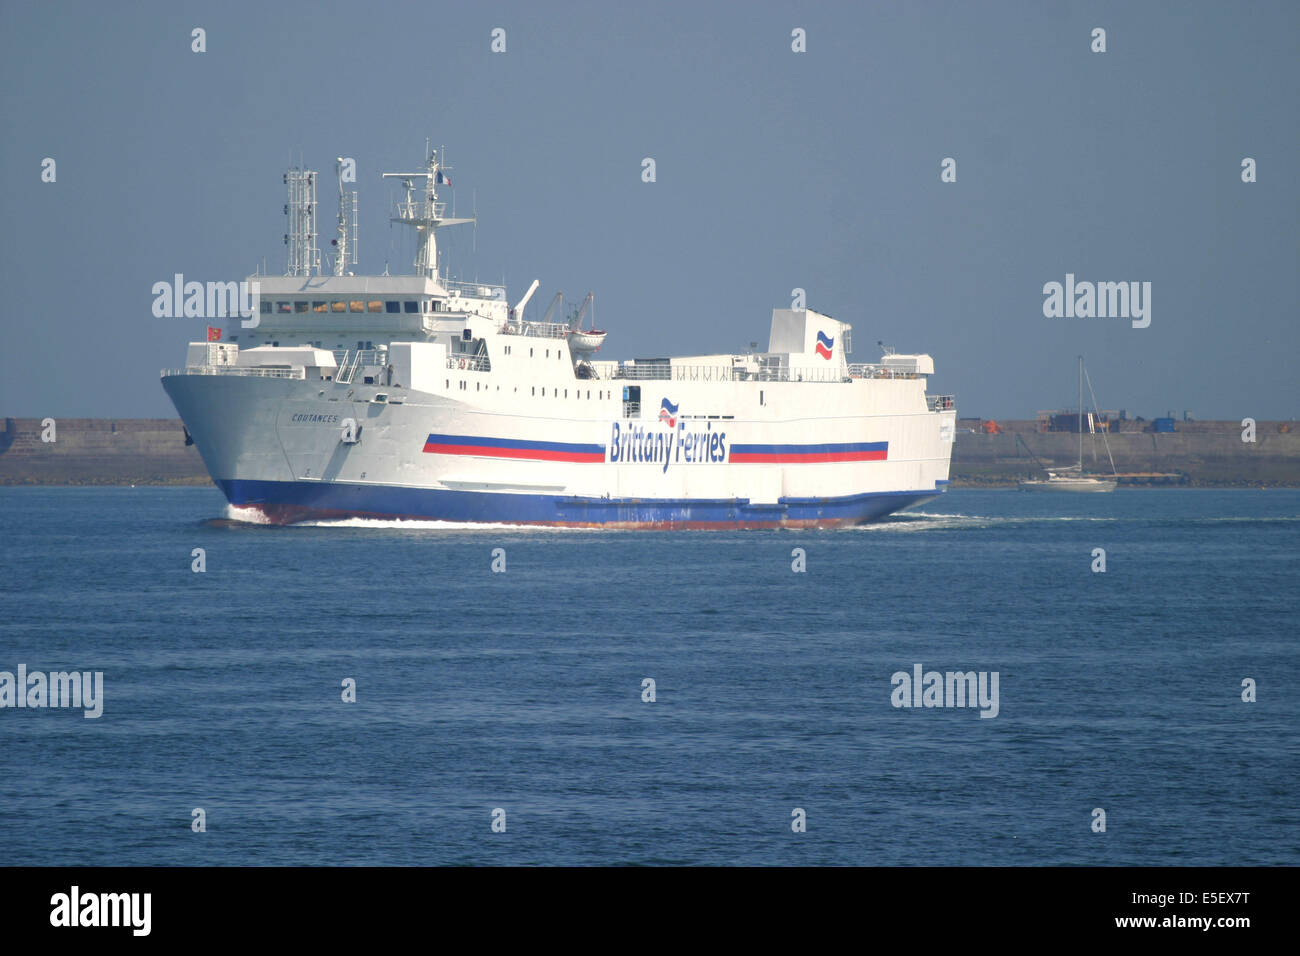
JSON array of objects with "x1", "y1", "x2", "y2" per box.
[{"x1": 1077, "y1": 355, "x2": 1083, "y2": 470}]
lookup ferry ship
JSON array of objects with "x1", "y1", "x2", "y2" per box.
[{"x1": 162, "y1": 148, "x2": 957, "y2": 528}]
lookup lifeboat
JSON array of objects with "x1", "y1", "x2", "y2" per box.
[{"x1": 568, "y1": 328, "x2": 607, "y2": 353}]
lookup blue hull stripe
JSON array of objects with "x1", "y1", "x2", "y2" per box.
[
  {"x1": 425, "y1": 433, "x2": 605, "y2": 455},
  {"x1": 216, "y1": 478, "x2": 945, "y2": 527}
]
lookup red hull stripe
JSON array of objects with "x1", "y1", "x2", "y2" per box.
[
  {"x1": 729, "y1": 440, "x2": 888, "y2": 464},
  {"x1": 730, "y1": 450, "x2": 887, "y2": 463}
]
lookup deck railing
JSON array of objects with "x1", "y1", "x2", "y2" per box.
[
  {"x1": 594, "y1": 363, "x2": 862, "y2": 383},
  {"x1": 443, "y1": 278, "x2": 506, "y2": 299},
  {"x1": 498, "y1": 321, "x2": 570, "y2": 340},
  {"x1": 846, "y1": 364, "x2": 920, "y2": 380},
  {"x1": 161, "y1": 366, "x2": 306, "y2": 380}
]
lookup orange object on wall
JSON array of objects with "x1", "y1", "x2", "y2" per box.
[{"x1": 981, "y1": 420, "x2": 1002, "y2": 434}]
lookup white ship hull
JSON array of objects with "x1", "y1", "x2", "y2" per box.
[{"x1": 163, "y1": 371, "x2": 956, "y2": 528}]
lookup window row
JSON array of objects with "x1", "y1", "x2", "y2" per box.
[
  {"x1": 440, "y1": 382, "x2": 612, "y2": 400},
  {"x1": 259, "y1": 299, "x2": 447, "y2": 315}
]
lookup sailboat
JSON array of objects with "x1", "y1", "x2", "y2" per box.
[{"x1": 1018, "y1": 357, "x2": 1118, "y2": 492}]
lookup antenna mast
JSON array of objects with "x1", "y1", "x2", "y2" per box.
[
  {"x1": 283, "y1": 166, "x2": 320, "y2": 276},
  {"x1": 333, "y1": 158, "x2": 358, "y2": 276},
  {"x1": 381, "y1": 146, "x2": 474, "y2": 279}
]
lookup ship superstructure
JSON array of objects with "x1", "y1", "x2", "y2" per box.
[{"x1": 162, "y1": 148, "x2": 957, "y2": 527}]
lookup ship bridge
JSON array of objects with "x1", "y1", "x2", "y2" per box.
[{"x1": 230, "y1": 149, "x2": 507, "y2": 351}]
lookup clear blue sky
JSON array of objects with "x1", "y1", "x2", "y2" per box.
[{"x1": 1, "y1": 0, "x2": 1295, "y2": 419}]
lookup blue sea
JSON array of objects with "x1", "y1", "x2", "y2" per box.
[{"x1": 1, "y1": 486, "x2": 1296, "y2": 866}]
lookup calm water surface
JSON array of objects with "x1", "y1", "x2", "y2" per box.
[{"x1": 1, "y1": 486, "x2": 1296, "y2": 865}]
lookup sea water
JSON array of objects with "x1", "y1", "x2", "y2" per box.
[{"x1": 0, "y1": 486, "x2": 1296, "y2": 865}]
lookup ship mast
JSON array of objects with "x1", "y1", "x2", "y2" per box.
[
  {"x1": 382, "y1": 148, "x2": 475, "y2": 279},
  {"x1": 1077, "y1": 355, "x2": 1083, "y2": 471},
  {"x1": 332, "y1": 158, "x2": 358, "y2": 276},
  {"x1": 284, "y1": 166, "x2": 320, "y2": 276}
]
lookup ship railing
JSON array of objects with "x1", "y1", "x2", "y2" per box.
[
  {"x1": 160, "y1": 366, "x2": 306, "y2": 380},
  {"x1": 497, "y1": 320, "x2": 570, "y2": 340},
  {"x1": 331, "y1": 348, "x2": 388, "y2": 367},
  {"x1": 846, "y1": 364, "x2": 920, "y2": 380},
  {"x1": 928, "y1": 395, "x2": 956, "y2": 411},
  {"x1": 332, "y1": 348, "x2": 389, "y2": 384},
  {"x1": 443, "y1": 278, "x2": 507, "y2": 299},
  {"x1": 746, "y1": 366, "x2": 853, "y2": 383},
  {"x1": 596, "y1": 363, "x2": 857, "y2": 383},
  {"x1": 447, "y1": 355, "x2": 493, "y2": 372}
]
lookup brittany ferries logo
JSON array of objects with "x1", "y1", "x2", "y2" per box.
[
  {"x1": 815, "y1": 331, "x2": 833, "y2": 360},
  {"x1": 658, "y1": 398, "x2": 679, "y2": 428},
  {"x1": 609, "y1": 398, "x2": 727, "y2": 473}
]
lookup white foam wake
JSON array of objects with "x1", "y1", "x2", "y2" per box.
[{"x1": 222, "y1": 504, "x2": 276, "y2": 525}]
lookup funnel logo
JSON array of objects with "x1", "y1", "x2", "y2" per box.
[
  {"x1": 815, "y1": 331, "x2": 834, "y2": 360},
  {"x1": 658, "y1": 398, "x2": 679, "y2": 428}
]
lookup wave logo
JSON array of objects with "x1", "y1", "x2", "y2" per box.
[
  {"x1": 815, "y1": 331, "x2": 834, "y2": 360},
  {"x1": 658, "y1": 398, "x2": 679, "y2": 428}
]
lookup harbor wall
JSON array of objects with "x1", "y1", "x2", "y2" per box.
[
  {"x1": 1, "y1": 416, "x2": 1297, "y2": 486},
  {"x1": 953, "y1": 419, "x2": 1299, "y2": 485},
  {"x1": 0, "y1": 417, "x2": 208, "y2": 484}
]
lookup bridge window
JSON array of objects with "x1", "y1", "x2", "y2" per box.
[
  {"x1": 276, "y1": 302, "x2": 292, "y2": 313},
  {"x1": 367, "y1": 301, "x2": 383, "y2": 313},
  {"x1": 260, "y1": 301, "x2": 272, "y2": 314},
  {"x1": 385, "y1": 301, "x2": 401, "y2": 313},
  {"x1": 403, "y1": 301, "x2": 419, "y2": 313},
  {"x1": 312, "y1": 301, "x2": 328, "y2": 312},
  {"x1": 349, "y1": 300, "x2": 364, "y2": 312},
  {"x1": 331, "y1": 301, "x2": 346, "y2": 312},
  {"x1": 294, "y1": 301, "x2": 308, "y2": 312}
]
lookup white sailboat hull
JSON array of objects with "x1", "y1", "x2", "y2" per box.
[{"x1": 1018, "y1": 477, "x2": 1116, "y2": 492}]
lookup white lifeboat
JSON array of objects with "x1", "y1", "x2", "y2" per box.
[{"x1": 568, "y1": 328, "x2": 607, "y2": 352}]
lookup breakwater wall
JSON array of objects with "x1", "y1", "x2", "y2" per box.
[
  {"x1": 0, "y1": 418, "x2": 208, "y2": 484},
  {"x1": 953, "y1": 419, "x2": 1299, "y2": 485}
]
